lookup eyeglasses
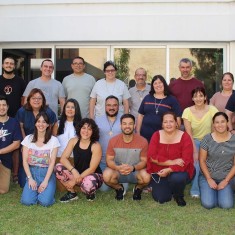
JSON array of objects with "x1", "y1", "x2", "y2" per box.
[
  {"x1": 106, "y1": 104, "x2": 118, "y2": 107},
  {"x1": 72, "y1": 62, "x2": 84, "y2": 66},
  {"x1": 31, "y1": 97, "x2": 42, "y2": 101},
  {"x1": 105, "y1": 69, "x2": 116, "y2": 73}
]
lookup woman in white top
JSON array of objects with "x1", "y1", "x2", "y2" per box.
[
  {"x1": 21, "y1": 112, "x2": 60, "y2": 207},
  {"x1": 89, "y1": 61, "x2": 130, "y2": 119},
  {"x1": 52, "y1": 98, "x2": 82, "y2": 192}
]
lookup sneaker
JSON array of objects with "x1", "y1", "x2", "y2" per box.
[
  {"x1": 133, "y1": 186, "x2": 142, "y2": 201},
  {"x1": 86, "y1": 193, "x2": 96, "y2": 201},
  {"x1": 115, "y1": 184, "x2": 125, "y2": 201},
  {"x1": 174, "y1": 196, "x2": 186, "y2": 207},
  {"x1": 60, "y1": 192, "x2": 78, "y2": 203},
  {"x1": 191, "y1": 194, "x2": 200, "y2": 199},
  {"x1": 13, "y1": 175, "x2": 18, "y2": 184}
]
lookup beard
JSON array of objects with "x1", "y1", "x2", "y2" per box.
[
  {"x1": 3, "y1": 68, "x2": 15, "y2": 75},
  {"x1": 122, "y1": 129, "x2": 134, "y2": 135},
  {"x1": 106, "y1": 110, "x2": 118, "y2": 117}
]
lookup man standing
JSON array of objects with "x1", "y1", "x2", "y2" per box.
[
  {"x1": 0, "y1": 96, "x2": 22, "y2": 194},
  {"x1": 23, "y1": 59, "x2": 65, "y2": 117},
  {"x1": 0, "y1": 57, "x2": 25, "y2": 183},
  {"x1": 0, "y1": 57, "x2": 25, "y2": 117},
  {"x1": 129, "y1": 68, "x2": 150, "y2": 121},
  {"x1": 169, "y1": 58, "x2": 204, "y2": 112},
  {"x1": 103, "y1": 114, "x2": 150, "y2": 200},
  {"x1": 62, "y1": 56, "x2": 96, "y2": 118}
]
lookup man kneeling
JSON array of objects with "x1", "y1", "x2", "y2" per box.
[{"x1": 103, "y1": 114, "x2": 150, "y2": 200}]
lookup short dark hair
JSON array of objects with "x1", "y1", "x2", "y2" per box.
[
  {"x1": 72, "y1": 56, "x2": 85, "y2": 64},
  {"x1": 120, "y1": 113, "x2": 135, "y2": 124},
  {"x1": 105, "y1": 95, "x2": 119, "y2": 104},
  {"x1": 58, "y1": 98, "x2": 82, "y2": 135},
  {"x1": 3, "y1": 57, "x2": 17, "y2": 65},
  {"x1": 161, "y1": 111, "x2": 177, "y2": 123},
  {"x1": 76, "y1": 118, "x2": 99, "y2": 143},
  {"x1": 41, "y1": 59, "x2": 53, "y2": 67},
  {"x1": 191, "y1": 87, "x2": 207, "y2": 104},
  {"x1": 32, "y1": 112, "x2": 52, "y2": 144},
  {"x1": 222, "y1": 72, "x2": 234, "y2": 83},
  {"x1": 149, "y1": 75, "x2": 170, "y2": 96},
  {"x1": 212, "y1": 112, "x2": 229, "y2": 123},
  {"x1": 103, "y1": 61, "x2": 117, "y2": 72},
  {"x1": 0, "y1": 95, "x2": 9, "y2": 106}
]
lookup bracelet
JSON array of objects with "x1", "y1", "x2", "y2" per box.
[{"x1": 69, "y1": 167, "x2": 75, "y2": 173}]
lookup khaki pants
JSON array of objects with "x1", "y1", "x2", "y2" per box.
[
  {"x1": 55, "y1": 157, "x2": 74, "y2": 192},
  {"x1": 0, "y1": 163, "x2": 11, "y2": 194}
]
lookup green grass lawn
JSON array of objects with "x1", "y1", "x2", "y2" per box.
[{"x1": 1, "y1": 183, "x2": 235, "y2": 235}]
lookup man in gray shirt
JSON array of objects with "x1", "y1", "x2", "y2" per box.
[
  {"x1": 62, "y1": 56, "x2": 96, "y2": 118},
  {"x1": 23, "y1": 59, "x2": 65, "y2": 117},
  {"x1": 129, "y1": 68, "x2": 150, "y2": 121}
]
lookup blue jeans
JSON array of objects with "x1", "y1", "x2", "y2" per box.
[
  {"x1": 21, "y1": 166, "x2": 56, "y2": 207},
  {"x1": 151, "y1": 172, "x2": 190, "y2": 203},
  {"x1": 99, "y1": 161, "x2": 129, "y2": 192},
  {"x1": 199, "y1": 174, "x2": 234, "y2": 209},
  {"x1": 190, "y1": 139, "x2": 200, "y2": 196}
]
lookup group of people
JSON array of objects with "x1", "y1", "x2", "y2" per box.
[{"x1": 0, "y1": 56, "x2": 235, "y2": 210}]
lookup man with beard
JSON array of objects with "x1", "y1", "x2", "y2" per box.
[
  {"x1": 0, "y1": 95, "x2": 22, "y2": 194},
  {"x1": 0, "y1": 57, "x2": 25, "y2": 183},
  {"x1": 103, "y1": 113, "x2": 150, "y2": 200},
  {"x1": 95, "y1": 95, "x2": 126, "y2": 191},
  {"x1": 169, "y1": 58, "x2": 204, "y2": 112}
]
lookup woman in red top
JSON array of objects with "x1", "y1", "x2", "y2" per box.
[{"x1": 147, "y1": 111, "x2": 194, "y2": 206}]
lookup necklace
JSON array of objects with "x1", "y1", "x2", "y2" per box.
[
  {"x1": 154, "y1": 98, "x2": 163, "y2": 114},
  {"x1": 106, "y1": 116, "x2": 118, "y2": 136}
]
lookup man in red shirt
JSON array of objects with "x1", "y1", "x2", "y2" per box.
[{"x1": 169, "y1": 58, "x2": 204, "y2": 112}]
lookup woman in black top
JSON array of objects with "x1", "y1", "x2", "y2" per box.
[{"x1": 55, "y1": 118, "x2": 103, "y2": 202}]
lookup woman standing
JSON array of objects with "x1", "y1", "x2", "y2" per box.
[
  {"x1": 210, "y1": 72, "x2": 234, "y2": 111},
  {"x1": 55, "y1": 118, "x2": 103, "y2": 202},
  {"x1": 136, "y1": 75, "x2": 181, "y2": 143},
  {"x1": 21, "y1": 112, "x2": 60, "y2": 207},
  {"x1": 52, "y1": 98, "x2": 82, "y2": 191},
  {"x1": 182, "y1": 87, "x2": 218, "y2": 198},
  {"x1": 199, "y1": 112, "x2": 235, "y2": 209},
  {"x1": 89, "y1": 61, "x2": 130, "y2": 119},
  {"x1": 147, "y1": 112, "x2": 194, "y2": 206}
]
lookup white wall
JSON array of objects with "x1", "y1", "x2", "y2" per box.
[{"x1": 0, "y1": 1, "x2": 234, "y2": 42}]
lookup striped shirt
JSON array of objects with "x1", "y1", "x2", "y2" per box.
[{"x1": 200, "y1": 134, "x2": 235, "y2": 181}]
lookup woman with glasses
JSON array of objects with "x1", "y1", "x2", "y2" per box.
[
  {"x1": 89, "y1": 61, "x2": 130, "y2": 119},
  {"x1": 147, "y1": 112, "x2": 194, "y2": 206},
  {"x1": 16, "y1": 88, "x2": 57, "y2": 187}
]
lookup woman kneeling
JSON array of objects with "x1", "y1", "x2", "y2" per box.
[
  {"x1": 21, "y1": 112, "x2": 60, "y2": 207},
  {"x1": 147, "y1": 111, "x2": 194, "y2": 206},
  {"x1": 199, "y1": 112, "x2": 235, "y2": 209},
  {"x1": 55, "y1": 118, "x2": 103, "y2": 202}
]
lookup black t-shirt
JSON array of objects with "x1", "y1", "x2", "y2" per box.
[
  {"x1": 0, "y1": 75, "x2": 26, "y2": 117},
  {"x1": 73, "y1": 140, "x2": 102, "y2": 174}
]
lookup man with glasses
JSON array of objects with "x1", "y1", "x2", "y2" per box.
[
  {"x1": 62, "y1": 56, "x2": 96, "y2": 118},
  {"x1": 129, "y1": 68, "x2": 150, "y2": 121},
  {"x1": 95, "y1": 95, "x2": 127, "y2": 191},
  {"x1": 23, "y1": 59, "x2": 65, "y2": 118}
]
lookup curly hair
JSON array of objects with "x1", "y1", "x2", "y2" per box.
[
  {"x1": 57, "y1": 98, "x2": 82, "y2": 135},
  {"x1": 76, "y1": 118, "x2": 99, "y2": 143}
]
